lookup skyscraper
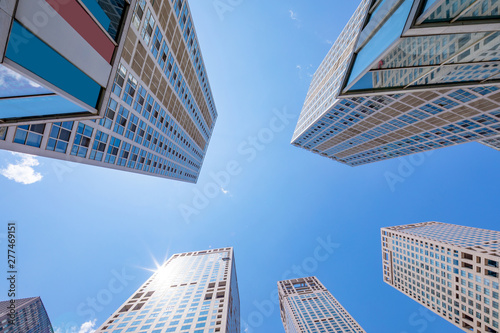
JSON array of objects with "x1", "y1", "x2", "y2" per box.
[
  {"x1": 278, "y1": 276, "x2": 365, "y2": 333},
  {"x1": 0, "y1": 0, "x2": 217, "y2": 182},
  {"x1": 292, "y1": 0, "x2": 500, "y2": 166},
  {"x1": 0, "y1": 296, "x2": 54, "y2": 333},
  {"x1": 382, "y1": 222, "x2": 500, "y2": 333},
  {"x1": 95, "y1": 248, "x2": 240, "y2": 333}
]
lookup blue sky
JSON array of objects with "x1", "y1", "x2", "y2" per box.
[{"x1": 1, "y1": 1, "x2": 500, "y2": 332}]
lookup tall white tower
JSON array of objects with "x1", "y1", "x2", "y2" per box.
[
  {"x1": 278, "y1": 276, "x2": 366, "y2": 333},
  {"x1": 382, "y1": 221, "x2": 500, "y2": 332},
  {"x1": 95, "y1": 248, "x2": 239, "y2": 333}
]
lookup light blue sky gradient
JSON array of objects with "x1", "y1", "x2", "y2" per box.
[{"x1": 1, "y1": 1, "x2": 499, "y2": 332}]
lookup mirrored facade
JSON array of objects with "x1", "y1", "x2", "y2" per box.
[
  {"x1": 382, "y1": 222, "x2": 500, "y2": 333},
  {"x1": 95, "y1": 248, "x2": 240, "y2": 333},
  {"x1": 278, "y1": 277, "x2": 366, "y2": 333},
  {"x1": 292, "y1": 0, "x2": 500, "y2": 166},
  {"x1": 0, "y1": 0, "x2": 218, "y2": 182}
]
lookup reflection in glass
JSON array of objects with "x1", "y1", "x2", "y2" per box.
[
  {"x1": 422, "y1": 0, "x2": 499, "y2": 23},
  {"x1": 350, "y1": 67, "x2": 434, "y2": 90},
  {"x1": 82, "y1": 0, "x2": 127, "y2": 40},
  {"x1": 459, "y1": 0, "x2": 500, "y2": 21},
  {"x1": 376, "y1": 32, "x2": 490, "y2": 69},
  {"x1": 347, "y1": 30, "x2": 500, "y2": 91},
  {"x1": 347, "y1": 0, "x2": 414, "y2": 87},
  {"x1": 357, "y1": 0, "x2": 402, "y2": 49},
  {"x1": 412, "y1": 63, "x2": 500, "y2": 86}
]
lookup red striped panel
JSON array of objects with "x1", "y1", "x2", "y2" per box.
[{"x1": 45, "y1": 0, "x2": 115, "y2": 63}]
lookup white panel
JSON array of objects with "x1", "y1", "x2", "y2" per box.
[
  {"x1": 0, "y1": 0, "x2": 16, "y2": 62},
  {"x1": 15, "y1": 0, "x2": 112, "y2": 87}
]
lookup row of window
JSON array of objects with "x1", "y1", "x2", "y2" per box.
[{"x1": 113, "y1": 64, "x2": 204, "y2": 161}]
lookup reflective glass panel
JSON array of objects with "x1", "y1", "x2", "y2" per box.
[
  {"x1": 422, "y1": 0, "x2": 499, "y2": 23},
  {"x1": 412, "y1": 63, "x2": 500, "y2": 86},
  {"x1": 347, "y1": 0, "x2": 414, "y2": 88},
  {"x1": 349, "y1": 66, "x2": 434, "y2": 90},
  {"x1": 459, "y1": 0, "x2": 500, "y2": 20},
  {"x1": 82, "y1": 0, "x2": 127, "y2": 40},
  {"x1": 376, "y1": 32, "x2": 490, "y2": 69}
]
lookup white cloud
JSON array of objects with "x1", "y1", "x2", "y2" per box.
[
  {"x1": 220, "y1": 187, "x2": 230, "y2": 196},
  {"x1": 289, "y1": 9, "x2": 298, "y2": 21},
  {"x1": 0, "y1": 153, "x2": 43, "y2": 185},
  {"x1": 77, "y1": 320, "x2": 96, "y2": 333},
  {"x1": 55, "y1": 320, "x2": 96, "y2": 333},
  {"x1": 0, "y1": 65, "x2": 41, "y2": 88},
  {"x1": 325, "y1": 39, "x2": 333, "y2": 45}
]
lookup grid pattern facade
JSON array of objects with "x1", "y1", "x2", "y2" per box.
[
  {"x1": 0, "y1": 297, "x2": 54, "y2": 333},
  {"x1": 480, "y1": 137, "x2": 500, "y2": 151},
  {"x1": 0, "y1": 0, "x2": 217, "y2": 182},
  {"x1": 278, "y1": 277, "x2": 365, "y2": 333},
  {"x1": 291, "y1": 0, "x2": 500, "y2": 166},
  {"x1": 382, "y1": 222, "x2": 500, "y2": 333},
  {"x1": 95, "y1": 248, "x2": 240, "y2": 333}
]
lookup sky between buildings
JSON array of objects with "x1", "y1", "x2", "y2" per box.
[{"x1": 1, "y1": 1, "x2": 499, "y2": 332}]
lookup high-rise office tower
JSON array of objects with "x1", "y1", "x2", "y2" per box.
[
  {"x1": 0, "y1": 296, "x2": 54, "y2": 333},
  {"x1": 278, "y1": 276, "x2": 365, "y2": 333},
  {"x1": 95, "y1": 248, "x2": 240, "y2": 333},
  {"x1": 0, "y1": 0, "x2": 217, "y2": 182},
  {"x1": 292, "y1": 0, "x2": 500, "y2": 166},
  {"x1": 382, "y1": 222, "x2": 500, "y2": 333}
]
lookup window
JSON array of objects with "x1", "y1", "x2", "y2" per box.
[
  {"x1": 71, "y1": 123, "x2": 93, "y2": 157},
  {"x1": 46, "y1": 122, "x2": 73, "y2": 153},
  {"x1": 0, "y1": 127, "x2": 7, "y2": 141},
  {"x1": 164, "y1": 54, "x2": 175, "y2": 78},
  {"x1": 158, "y1": 41, "x2": 169, "y2": 69},
  {"x1": 112, "y1": 64, "x2": 127, "y2": 97},
  {"x1": 133, "y1": 85, "x2": 147, "y2": 114},
  {"x1": 123, "y1": 74, "x2": 138, "y2": 105},
  {"x1": 14, "y1": 124, "x2": 45, "y2": 147},
  {"x1": 141, "y1": 9, "x2": 155, "y2": 45},
  {"x1": 89, "y1": 131, "x2": 109, "y2": 161},
  {"x1": 114, "y1": 106, "x2": 130, "y2": 135},
  {"x1": 143, "y1": 95, "x2": 154, "y2": 119},
  {"x1": 105, "y1": 137, "x2": 121, "y2": 164},
  {"x1": 126, "y1": 114, "x2": 139, "y2": 140},
  {"x1": 151, "y1": 27, "x2": 163, "y2": 58},
  {"x1": 135, "y1": 121, "x2": 147, "y2": 144},
  {"x1": 128, "y1": 146, "x2": 140, "y2": 169},
  {"x1": 100, "y1": 98, "x2": 118, "y2": 129},
  {"x1": 132, "y1": 0, "x2": 146, "y2": 30}
]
